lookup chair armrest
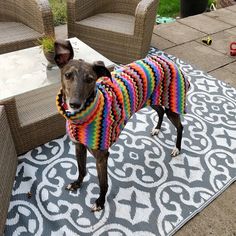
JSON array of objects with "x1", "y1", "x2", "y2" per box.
[
  {"x1": 0, "y1": 105, "x2": 17, "y2": 236},
  {"x1": 67, "y1": 0, "x2": 97, "y2": 22},
  {"x1": 15, "y1": 0, "x2": 54, "y2": 36},
  {"x1": 0, "y1": 1, "x2": 17, "y2": 21},
  {"x1": 37, "y1": 0, "x2": 55, "y2": 36},
  {"x1": 102, "y1": 0, "x2": 140, "y2": 15},
  {"x1": 134, "y1": 0, "x2": 159, "y2": 36}
]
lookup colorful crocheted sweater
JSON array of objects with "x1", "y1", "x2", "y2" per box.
[{"x1": 56, "y1": 55, "x2": 190, "y2": 150}]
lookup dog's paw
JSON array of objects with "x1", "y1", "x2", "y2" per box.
[
  {"x1": 65, "y1": 181, "x2": 81, "y2": 191},
  {"x1": 151, "y1": 128, "x2": 160, "y2": 136},
  {"x1": 91, "y1": 204, "x2": 103, "y2": 212},
  {"x1": 171, "y1": 147, "x2": 180, "y2": 157},
  {"x1": 91, "y1": 198, "x2": 105, "y2": 212}
]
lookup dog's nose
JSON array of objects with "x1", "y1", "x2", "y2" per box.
[{"x1": 69, "y1": 102, "x2": 81, "y2": 109}]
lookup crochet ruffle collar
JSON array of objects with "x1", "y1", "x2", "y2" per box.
[{"x1": 56, "y1": 88, "x2": 102, "y2": 125}]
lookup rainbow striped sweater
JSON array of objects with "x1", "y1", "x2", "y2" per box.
[{"x1": 56, "y1": 55, "x2": 190, "y2": 150}]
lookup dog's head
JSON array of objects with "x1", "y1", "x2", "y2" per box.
[{"x1": 54, "y1": 40, "x2": 111, "y2": 112}]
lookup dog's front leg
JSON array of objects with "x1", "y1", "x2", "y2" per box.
[
  {"x1": 66, "y1": 143, "x2": 87, "y2": 191},
  {"x1": 90, "y1": 149, "x2": 109, "y2": 212}
]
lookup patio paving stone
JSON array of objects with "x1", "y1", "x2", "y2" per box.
[
  {"x1": 204, "y1": 8, "x2": 236, "y2": 26},
  {"x1": 196, "y1": 27, "x2": 236, "y2": 55},
  {"x1": 225, "y1": 5, "x2": 236, "y2": 12},
  {"x1": 153, "y1": 22, "x2": 206, "y2": 45},
  {"x1": 151, "y1": 33, "x2": 176, "y2": 50},
  {"x1": 179, "y1": 14, "x2": 232, "y2": 34},
  {"x1": 55, "y1": 24, "x2": 67, "y2": 39},
  {"x1": 176, "y1": 183, "x2": 236, "y2": 236},
  {"x1": 165, "y1": 41, "x2": 234, "y2": 72},
  {"x1": 209, "y1": 62, "x2": 236, "y2": 87}
]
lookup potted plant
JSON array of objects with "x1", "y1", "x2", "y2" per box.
[
  {"x1": 180, "y1": 0, "x2": 209, "y2": 18},
  {"x1": 38, "y1": 36, "x2": 56, "y2": 68}
]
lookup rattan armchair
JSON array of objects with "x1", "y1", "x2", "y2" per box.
[
  {"x1": 0, "y1": 106, "x2": 17, "y2": 235},
  {"x1": 0, "y1": 0, "x2": 54, "y2": 54},
  {"x1": 0, "y1": 83, "x2": 66, "y2": 155},
  {"x1": 67, "y1": 0, "x2": 159, "y2": 64}
]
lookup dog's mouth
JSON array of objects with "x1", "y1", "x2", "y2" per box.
[
  {"x1": 65, "y1": 90, "x2": 97, "y2": 113},
  {"x1": 66, "y1": 99, "x2": 85, "y2": 113},
  {"x1": 56, "y1": 87, "x2": 100, "y2": 124}
]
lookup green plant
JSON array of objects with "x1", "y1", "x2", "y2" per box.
[
  {"x1": 157, "y1": 0, "x2": 213, "y2": 17},
  {"x1": 38, "y1": 36, "x2": 55, "y2": 53},
  {"x1": 157, "y1": 0, "x2": 180, "y2": 17},
  {"x1": 49, "y1": 0, "x2": 67, "y2": 26},
  {"x1": 208, "y1": 0, "x2": 216, "y2": 7}
]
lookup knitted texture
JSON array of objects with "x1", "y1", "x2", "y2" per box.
[{"x1": 56, "y1": 55, "x2": 190, "y2": 150}]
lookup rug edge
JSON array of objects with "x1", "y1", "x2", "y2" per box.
[{"x1": 169, "y1": 177, "x2": 236, "y2": 236}]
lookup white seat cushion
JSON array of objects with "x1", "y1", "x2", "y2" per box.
[
  {"x1": 0, "y1": 22, "x2": 41, "y2": 45},
  {"x1": 77, "y1": 13, "x2": 135, "y2": 35}
]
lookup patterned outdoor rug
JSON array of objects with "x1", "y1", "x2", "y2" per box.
[{"x1": 4, "y1": 48, "x2": 236, "y2": 236}]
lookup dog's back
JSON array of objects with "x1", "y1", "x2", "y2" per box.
[{"x1": 110, "y1": 55, "x2": 189, "y2": 116}]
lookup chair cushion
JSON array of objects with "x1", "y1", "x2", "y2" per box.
[
  {"x1": 77, "y1": 13, "x2": 135, "y2": 35},
  {"x1": 0, "y1": 22, "x2": 42, "y2": 53}
]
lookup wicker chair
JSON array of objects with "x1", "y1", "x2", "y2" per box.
[
  {"x1": 0, "y1": 106, "x2": 17, "y2": 235},
  {"x1": 0, "y1": 0, "x2": 54, "y2": 54},
  {"x1": 0, "y1": 83, "x2": 66, "y2": 155},
  {"x1": 67, "y1": 0, "x2": 159, "y2": 64}
]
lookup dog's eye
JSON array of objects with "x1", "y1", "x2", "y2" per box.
[
  {"x1": 84, "y1": 75, "x2": 94, "y2": 83},
  {"x1": 64, "y1": 72, "x2": 71, "y2": 80}
]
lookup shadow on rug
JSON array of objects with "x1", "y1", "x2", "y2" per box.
[{"x1": 4, "y1": 48, "x2": 236, "y2": 236}]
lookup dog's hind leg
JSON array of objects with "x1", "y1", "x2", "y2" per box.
[
  {"x1": 151, "y1": 105, "x2": 165, "y2": 136},
  {"x1": 166, "y1": 109, "x2": 183, "y2": 157},
  {"x1": 90, "y1": 149, "x2": 109, "y2": 212},
  {"x1": 66, "y1": 143, "x2": 87, "y2": 191}
]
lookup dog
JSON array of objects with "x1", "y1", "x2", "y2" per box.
[{"x1": 55, "y1": 40, "x2": 190, "y2": 212}]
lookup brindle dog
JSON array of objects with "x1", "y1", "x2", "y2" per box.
[{"x1": 54, "y1": 40, "x2": 185, "y2": 212}]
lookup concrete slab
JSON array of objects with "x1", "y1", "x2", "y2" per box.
[
  {"x1": 176, "y1": 183, "x2": 236, "y2": 236},
  {"x1": 151, "y1": 33, "x2": 176, "y2": 50},
  {"x1": 223, "y1": 61, "x2": 236, "y2": 74},
  {"x1": 209, "y1": 62, "x2": 236, "y2": 87},
  {"x1": 196, "y1": 27, "x2": 236, "y2": 55},
  {"x1": 153, "y1": 22, "x2": 206, "y2": 45},
  {"x1": 179, "y1": 14, "x2": 232, "y2": 34},
  {"x1": 55, "y1": 24, "x2": 68, "y2": 40},
  {"x1": 225, "y1": 5, "x2": 236, "y2": 12},
  {"x1": 205, "y1": 8, "x2": 236, "y2": 26},
  {"x1": 165, "y1": 41, "x2": 234, "y2": 72}
]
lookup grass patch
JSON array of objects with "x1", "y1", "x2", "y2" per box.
[
  {"x1": 157, "y1": 0, "x2": 180, "y2": 17},
  {"x1": 157, "y1": 0, "x2": 212, "y2": 18},
  {"x1": 49, "y1": 0, "x2": 67, "y2": 26},
  {"x1": 208, "y1": 0, "x2": 216, "y2": 7}
]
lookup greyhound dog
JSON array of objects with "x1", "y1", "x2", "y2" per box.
[{"x1": 55, "y1": 40, "x2": 190, "y2": 212}]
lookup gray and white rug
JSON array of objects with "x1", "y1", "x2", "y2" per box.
[{"x1": 4, "y1": 49, "x2": 236, "y2": 236}]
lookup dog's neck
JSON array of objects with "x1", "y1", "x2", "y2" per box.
[{"x1": 56, "y1": 87, "x2": 103, "y2": 125}]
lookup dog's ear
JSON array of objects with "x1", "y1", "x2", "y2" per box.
[
  {"x1": 54, "y1": 39, "x2": 74, "y2": 68},
  {"x1": 93, "y1": 61, "x2": 112, "y2": 80}
]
